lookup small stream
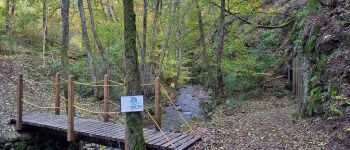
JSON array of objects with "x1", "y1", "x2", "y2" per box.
[{"x1": 161, "y1": 85, "x2": 212, "y2": 131}]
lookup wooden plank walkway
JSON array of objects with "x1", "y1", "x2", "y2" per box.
[{"x1": 22, "y1": 113, "x2": 200, "y2": 150}]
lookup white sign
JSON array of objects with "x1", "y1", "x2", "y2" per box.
[{"x1": 121, "y1": 95, "x2": 144, "y2": 113}]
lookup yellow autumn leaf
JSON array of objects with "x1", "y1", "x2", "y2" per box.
[{"x1": 346, "y1": 128, "x2": 350, "y2": 132}]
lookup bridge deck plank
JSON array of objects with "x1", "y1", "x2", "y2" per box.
[{"x1": 22, "y1": 113, "x2": 200, "y2": 150}]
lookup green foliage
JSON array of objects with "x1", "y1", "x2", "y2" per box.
[
  {"x1": 262, "y1": 29, "x2": 283, "y2": 49},
  {"x1": 308, "y1": 0, "x2": 320, "y2": 12},
  {"x1": 210, "y1": 115, "x2": 223, "y2": 126}
]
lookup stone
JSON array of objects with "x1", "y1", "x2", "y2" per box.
[
  {"x1": 177, "y1": 106, "x2": 183, "y2": 112},
  {"x1": 4, "y1": 132, "x2": 21, "y2": 142},
  {"x1": 346, "y1": 106, "x2": 350, "y2": 115}
]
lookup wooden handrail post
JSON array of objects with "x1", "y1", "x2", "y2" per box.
[
  {"x1": 67, "y1": 75, "x2": 75, "y2": 141},
  {"x1": 155, "y1": 76, "x2": 161, "y2": 131},
  {"x1": 16, "y1": 74, "x2": 23, "y2": 131},
  {"x1": 103, "y1": 74, "x2": 110, "y2": 122},
  {"x1": 55, "y1": 73, "x2": 61, "y2": 115}
]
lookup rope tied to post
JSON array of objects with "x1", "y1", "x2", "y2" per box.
[
  {"x1": 21, "y1": 99, "x2": 66, "y2": 109},
  {"x1": 144, "y1": 107, "x2": 175, "y2": 148}
]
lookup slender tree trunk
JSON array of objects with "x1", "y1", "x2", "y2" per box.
[
  {"x1": 5, "y1": 0, "x2": 10, "y2": 36},
  {"x1": 149, "y1": 0, "x2": 161, "y2": 70},
  {"x1": 43, "y1": 0, "x2": 48, "y2": 66},
  {"x1": 141, "y1": 0, "x2": 152, "y2": 96},
  {"x1": 175, "y1": 15, "x2": 185, "y2": 89},
  {"x1": 11, "y1": 0, "x2": 15, "y2": 19},
  {"x1": 99, "y1": 0, "x2": 108, "y2": 20},
  {"x1": 159, "y1": 0, "x2": 178, "y2": 75},
  {"x1": 78, "y1": 0, "x2": 98, "y2": 98},
  {"x1": 215, "y1": 0, "x2": 225, "y2": 98},
  {"x1": 123, "y1": 0, "x2": 145, "y2": 149},
  {"x1": 195, "y1": 0, "x2": 208, "y2": 68},
  {"x1": 106, "y1": 0, "x2": 115, "y2": 21},
  {"x1": 61, "y1": 0, "x2": 70, "y2": 114},
  {"x1": 141, "y1": 0, "x2": 148, "y2": 72},
  {"x1": 87, "y1": 0, "x2": 108, "y2": 75}
]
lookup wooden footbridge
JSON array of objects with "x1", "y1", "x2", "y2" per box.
[{"x1": 14, "y1": 74, "x2": 201, "y2": 150}]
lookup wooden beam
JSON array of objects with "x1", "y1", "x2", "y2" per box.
[
  {"x1": 103, "y1": 74, "x2": 110, "y2": 122},
  {"x1": 67, "y1": 75, "x2": 75, "y2": 141},
  {"x1": 155, "y1": 76, "x2": 161, "y2": 131},
  {"x1": 16, "y1": 74, "x2": 23, "y2": 131},
  {"x1": 55, "y1": 73, "x2": 61, "y2": 115}
]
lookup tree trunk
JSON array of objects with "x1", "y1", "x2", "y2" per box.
[
  {"x1": 195, "y1": 0, "x2": 208, "y2": 68},
  {"x1": 43, "y1": 0, "x2": 48, "y2": 66},
  {"x1": 61, "y1": 0, "x2": 70, "y2": 113},
  {"x1": 175, "y1": 15, "x2": 186, "y2": 89},
  {"x1": 141, "y1": 0, "x2": 148, "y2": 72},
  {"x1": 159, "y1": 0, "x2": 178, "y2": 75},
  {"x1": 123, "y1": 0, "x2": 145, "y2": 149},
  {"x1": 5, "y1": 0, "x2": 10, "y2": 36},
  {"x1": 215, "y1": 0, "x2": 225, "y2": 98},
  {"x1": 11, "y1": 0, "x2": 15, "y2": 19},
  {"x1": 106, "y1": 0, "x2": 115, "y2": 21},
  {"x1": 87, "y1": 0, "x2": 108, "y2": 75},
  {"x1": 78, "y1": 0, "x2": 99, "y2": 98},
  {"x1": 149, "y1": 0, "x2": 161, "y2": 70},
  {"x1": 141, "y1": 0, "x2": 152, "y2": 96},
  {"x1": 99, "y1": 0, "x2": 108, "y2": 20}
]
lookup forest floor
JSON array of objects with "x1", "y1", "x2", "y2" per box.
[{"x1": 193, "y1": 92, "x2": 350, "y2": 149}]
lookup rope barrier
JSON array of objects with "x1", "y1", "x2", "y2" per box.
[
  {"x1": 23, "y1": 78, "x2": 57, "y2": 86},
  {"x1": 141, "y1": 83, "x2": 155, "y2": 86},
  {"x1": 21, "y1": 99, "x2": 65, "y2": 109},
  {"x1": 160, "y1": 83, "x2": 195, "y2": 133},
  {"x1": 109, "y1": 80, "x2": 125, "y2": 86},
  {"x1": 73, "y1": 104, "x2": 120, "y2": 114},
  {"x1": 74, "y1": 81, "x2": 121, "y2": 87},
  {"x1": 144, "y1": 107, "x2": 174, "y2": 148}
]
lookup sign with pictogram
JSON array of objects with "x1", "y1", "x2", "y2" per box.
[{"x1": 121, "y1": 95, "x2": 144, "y2": 112}]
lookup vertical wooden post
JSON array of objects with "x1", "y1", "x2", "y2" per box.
[
  {"x1": 293, "y1": 59, "x2": 296, "y2": 95},
  {"x1": 297, "y1": 57, "x2": 300, "y2": 101},
  {"x1": 154, "y1": 76, "x2": 161, "y2": 131},
  {"x1": 67, "y1": 75, "x2": 75, "y2": 141},
  {"x1": 16, "y1": 74, "x2": 23, "y2": 131},
  {"x1": 103, "y1": 74, "x2": 110, "y2": 122},
  {"x1": 287, "y1": 65, "x2": 291, "y2": 86},
  {"x1": 55, "y1": 73, "x2": 61, "y2": 115}
]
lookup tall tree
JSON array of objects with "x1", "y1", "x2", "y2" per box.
[
  {"x1": 5, "y1": 0, "x2": 10, "y2": 36},
  {"x1": 149, "y1": 0, "x2": 161, "y2": 68},
  {"x1": 11, "y1": 0, "x2": 15, "y2": 19},
  {"x1": 159, "y1": 0, "x2": 178, "y2": 75},
  {"x1": 106, "y1": 0, "x2": 115, "y2": 21},
  {"x1": 78, "y1": 0, "x2": 98, "y2": 98},
  {"x1": 175, "y1": 14, "x2": 186, "y2": 89},
  {"x1": 216, "y1": 0, "x2": 225, "y2": 98},
  {"x1": 61, "y1": 0, "x2": 70, "y2": 113},
  {"x1": 195, "y1": 0, "x2": 208, "y2": 68},
  {"x1": 87, "y1": 0, "x2": 108, "y2": 75},
  {"x1": 42, "y1": 0, "x2": 48, "y2": 66},
  {"x1": 99, "y1": 0, "x2": 108, "y2": 19},
  {"x1": 123, "y1": 0, "x2": 145, "y2": 149},
  {"x1": 141, "y1": 0, "x2": 152, "y2": 96}
]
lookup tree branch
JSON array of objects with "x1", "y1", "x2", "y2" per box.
[{"x1": 211, "y1": 2, "x2": 292, "y2": 29}]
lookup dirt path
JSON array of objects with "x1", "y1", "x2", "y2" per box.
[{"x1": 193, "y1": 96, "x2": 350, "y2": 149}]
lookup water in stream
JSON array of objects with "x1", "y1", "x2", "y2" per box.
[{"x1": 161, "y1": 85, "x2": 212, "y2": 131}]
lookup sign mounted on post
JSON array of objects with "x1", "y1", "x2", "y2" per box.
[{"x1": 121, "y1": 95, "x2": 144, "y2": 113}]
